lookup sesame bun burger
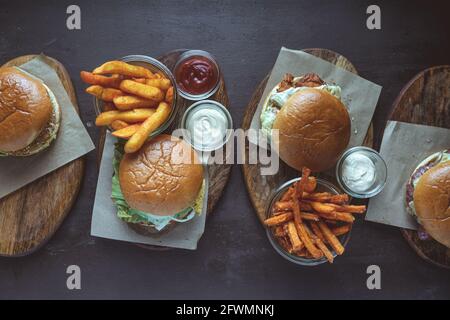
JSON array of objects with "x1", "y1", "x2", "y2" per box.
[
  {"x1": 0, "y1": 67, "x2": 61, "y2": 156},
  {"x1": 406, "y1": 150, "x2": 450, "y2": 248},
  {"x1": 113, "y1": 134, "x2": 205, "y2": 235},
  {"x1": 260, "y1": 73, "x2": 350, "y2": 172}
]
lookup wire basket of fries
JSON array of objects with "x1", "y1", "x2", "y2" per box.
[
  {"x1": 264, "y1": 170, "x2": 366, "y2": 265},
  {"x1": 88, "y1": 55, "x2": 178, "y2": 146}
]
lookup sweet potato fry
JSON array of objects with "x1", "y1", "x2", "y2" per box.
[
  {"x1": 95, "y1": 108, "x2": 156, "y2": 126},
  {"x1": 111, "y1": 124, "x2": 141, "y2": 139},
  {"x1": 309, "y1": 201, "x2": 336, "y2": 214},
  {"x1": 332, "y1": 225, "x2": 352, "y2": 236},
  {"x1": 124, "y1": 102, "x2": 171, "y2": 153},
  {"x1": 286, "y1": 221, "x2": 304, "y2": 252},
  {"x1": 318, "y1": 211, "x2": 355, "y2": 223},
  {"x1": 132, "y1": 78, "x2": 147, "y2": 84},
  {"x1": 86, "y1": 85, "x2": 124, "y2": 102},
  {"x1": 273, "y1": 226, "x2": 285, "y2": 237},
  {"x1": 264, "y1": 212, "x2": 292, "y2": 227},
  {"x1": 111, "y1": 120, "x2": 129, "y2": 130},
  {"x1": 304, "y1": 176, "x2": 317, "y2": 193},
  {"x1": 303, "y1": 192, "x2": 349, "y2": 204},
  {"x1": 296, "y1": 167, "x2": 311, "y2": 200},
  {"x1": 273, "y1": 200, "x2": 313, "y2": 212},
  {"x1": 165, "y1": 86, "x2": 174, "y2": 104},
  {"x1": 277, "y1": 236, "x2": 293, "y2": 253},
  {"x1": 80, "y1": 71, "x2": 122, "y2": 88},
  {"x1": 93, "y1": 61, "x2": 153, "y2": 78},
  {"x1": 315, "y1": 237, "x2": 334, "y2": 263},
  {"x1": 120, "y1": 80, "x2": 164, "y2": 101},
  {"x1": 329, "y1": 204, "x2": 366, "y2": 214},
  {"x1": 280, "y1": 186, "x2": 295, "y2": 201},
  {"x1": 309, "y1": 221, "x2": 327, "y2": 243},
  {"x1": 145, "y1": 78, "x2": 171, "y2": 90},
  {"x1": 113, "y1": 95, "x2": 157, "y2": 110},
  {"x1": 291, "y1": 193, "x2": 323, "y2": 259},
  {"x1": 318, "y1": 221, "x2": 345, "y2": 255}
]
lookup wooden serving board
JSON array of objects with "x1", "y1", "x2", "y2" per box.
[
  {"x1": 0, "y1": 55, "x2": 85, "y2": 257},
  {"x1": 242, "y1": 48, "x2": 374, "y2": 224},
  {"x1": 389, "y1": 65, "x2": 450, "y2": 269},
  {"x1": 97, "y1": 49, "x2": 232, "y2": 217}
]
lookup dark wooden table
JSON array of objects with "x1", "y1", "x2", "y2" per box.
[{"x1": 0, "y1": 0, "x2": 449, "y2": 299}]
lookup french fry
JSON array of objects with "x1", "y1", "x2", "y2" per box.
[
  {"x1": 273, "y1": 200, "x2": 313, "y2": 212},
  {"x1": 112, "y1": 124, "x2": 141, "y2": 139},
  {"x1": 291, "y1": 192, "x2": 323, "y2": 259},
  {"x1": 332, "y1": 225, "x2": 352, "y2": 237},
  {"x1": 329, "y1": 204, "x2": 366, "y2": 214},
  {"x1": 286, "y1": 221, "x2": 304, "y2": 252},
  {"x1": 95, "y1": 108, "x2": 156, "y2": 126},
  {"x1": 86, "y1": 85, "x2": 124, "y2": 102},
  {"x1": 113, "y1": 95, "x2": 157, "y2": 110},
  {"x1": 309, "y1": 221, "x2": 327, "y2": 243},
  {"x1": 165, "y1": 86, "x2": 174, "y2": 104},
  {"x1": 304, "y1": 176, "x2": 317, "y2": 193},
  {"x1": 120, "y1": 80, "x2": 164, "y2": 101},
  {"x1": 111, "y1": 120, "x2": 129, "y2": 130},
  {"x1": 277, "y1": 236, "x2": 293, "y2": 253},
  {"x1": 318, "y1": 211, "x2": 355, "y2": 223},
  {"x1": 309, "y1": 201, "x2": 336, "y2": 214},
  {"x1": 93, "y1": 61, "x2": 153, "y2": 78},
  {"x1": 296, "y1": 167, "x2": 311, "y2": 200},
  {"x1": 124, "y1": 102, "x2": 171, "y2": 153},
  {"x1": 145, "y1": 78, "x2": 171, "y2": 90},
  {"x1": 280, "y1": 186, "x2": 295, "y2": 201},
  {"x1": 264, "y1": 211, "x2": 319, "y2": 226},
  {"x1": 132, "y1": 78, "x2": 147, "y2": 84},
  {"x1": 314, "y1": 237, "x2": 334, "y2": 263},
  {"x1": 318, "y1": 221, "x2": 345, "y2": 255},
  {"x1": 273, "y1": 226, "x2": 285, "y2": 238},
  {"x1": 80, "y1": 71, "x2": 122, "y2": 88}
]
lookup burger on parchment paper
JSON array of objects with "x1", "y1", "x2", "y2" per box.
[
  {"x1": 0, "y1": 67, "x2": 61, "y2": 156},
  {"x1": 112, "y1": 134, "x2": 205, "y2": 235},
  {"x1": 260, "y1": 73, "x2": 350, "y2": 172},
  {"x1": 406, "y1": 150, "x2": 450, "y2": 248}
]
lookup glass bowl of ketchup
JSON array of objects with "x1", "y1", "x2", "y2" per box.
[{"x1": 174, "y1": 50, "x2": 220, "y2": 101}]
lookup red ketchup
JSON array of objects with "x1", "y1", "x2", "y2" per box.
[{"x1": 175, "y1": 56, "x2": 218, "y2": 95}]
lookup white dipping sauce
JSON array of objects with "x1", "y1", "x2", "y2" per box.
[
  {"x1": 185, "y1": 103, "x2": 228, "y2": 151},
  {"x1": 341, "y1": 152, "x2": 376, "y2": 192}
]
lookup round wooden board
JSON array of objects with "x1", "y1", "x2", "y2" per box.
[
  {"x1": 96, "y1": 50, "x2": 232, "y2": 245},
  {"x1": 0, "y1": 55, "x2": 85, "y2": 257},
  {"x1": 242, "y1": 48, "x2": 374, "y2": 224},
  {"x1": 389, "y1": 65, "x2": 450, "y2": 269}
]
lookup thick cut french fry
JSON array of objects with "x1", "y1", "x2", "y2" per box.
[
  {"x1": 112, "y1": 124, "x2": 141, "y2": 139},
  {"x1": 95, "y1": 108, "x2": 156, "y2": 126},
  {"x1": 124, "y1": 102, "x2": 171, "y2": 153},
  {"x1": 86, "y1": 85, "x2": 124, "y2": 102},
  {"x1": 286, "y1": 221, "x2": 303, "y2": 252},
  {"x1": 332, "y1": 225, "x2": 352, "y2": 236},
  {"x1": 113, "y1": 95, "x2": 157, "y2": 110},
  {"x1": 80, "y1": 71, "x2": 122, "y2": 88},
  {"x1": 93, "y1": 61, "x2": 153, "y2": 78},
  {"x1": 145, "y1": 78, "x2": 171, "y2": 90},
  {"x1": 165, "y1": 86, "x2": 174, "y2": 104},
  {"x1": 111, "y1": 120, "x2": 129, "y2": 130},
  {"x1": 318, "y1": 221, "x2": 345, "y2": 255},
  {"x1": 120, "y1": 80, "x2": 164, "y2": 101}
]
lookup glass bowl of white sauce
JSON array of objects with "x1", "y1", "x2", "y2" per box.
[
  {"x1": 181, "y1": 100, "x2": 233, "y2": 153},
  {"x1": 336, "y1": 146, "x2": 387, "y2": 198}
]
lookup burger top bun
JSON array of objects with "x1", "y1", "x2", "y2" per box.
[
  {"x1": 413, "y1": 161, "x2": 450, "y2": 248},
  {"x1": 0, "y1": 67, "x2": 52, "y2": 152},
  {"x1": 119, "y1": 134, "x2": 204, "y2": 216},
  {"x1": 272, "y1": 88, "x2": 351, "y2": 172}
]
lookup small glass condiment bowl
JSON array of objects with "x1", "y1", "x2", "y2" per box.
[
  {"x1": 94, "y1": 55, "x2": 178, "y2": 136},
  {"x1": 173, "y1": 50, "x2": 221, "y2": 101},
  {"x1": 180, "y1": 100, "x2": 233, "y2": 153},
  {"x1": 335, "y1": 146, "x2": 387, "y2": 199},
  {"x1": 265, "y1": 178, "x2": 352, "y2": 266}
]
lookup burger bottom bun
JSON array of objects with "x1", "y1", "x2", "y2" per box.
[
  {"x1": 0, "y1": 83, "x2": 61, "y2": 157},
  {"x1": 414, "y1": 161, "x2": 450, "y2": 248}
]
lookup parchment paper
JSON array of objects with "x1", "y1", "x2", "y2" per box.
[
  {"x1": 91, "y1": 133, "x2": 208, "y2": 250},
  {"x1": 249, "y1": 47, "x2": 382, "y2": 148},
  {"x1": 0, "y1": 55, "x2": 95, "y2": 199},
  {"x1": 365, "y1": 121, "x2": 450, "y2": 230}
]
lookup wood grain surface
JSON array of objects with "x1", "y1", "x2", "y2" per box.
[
  {"x1": 389, "y1": 65, "x2": 450, "y2": 269},
  {"x1": 0, "y1": 55, "x2": 85, "y2": 257},
  {"x1": 242, "y1": 48, "x2": 373, "y2": 222},
  {"x1": 97, "y1": 50, "x2": 232, "y2": 218},
  {"x1": 242, "y1": 48, "x2": 374, "y2": 224}
]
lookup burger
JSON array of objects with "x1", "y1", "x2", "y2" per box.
[
  {"x1": 0, "y1": 67, "x2": 61, "y2": 156},
  {"x1": 406, "y1": 150, "x2": 450, "y2": 248},
  {"x1": 260, "y1": 73, "x2": 350, "y2": 172},
  {"x1": 112, "y1": 134, "x2": 205, "y2": 235}
]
